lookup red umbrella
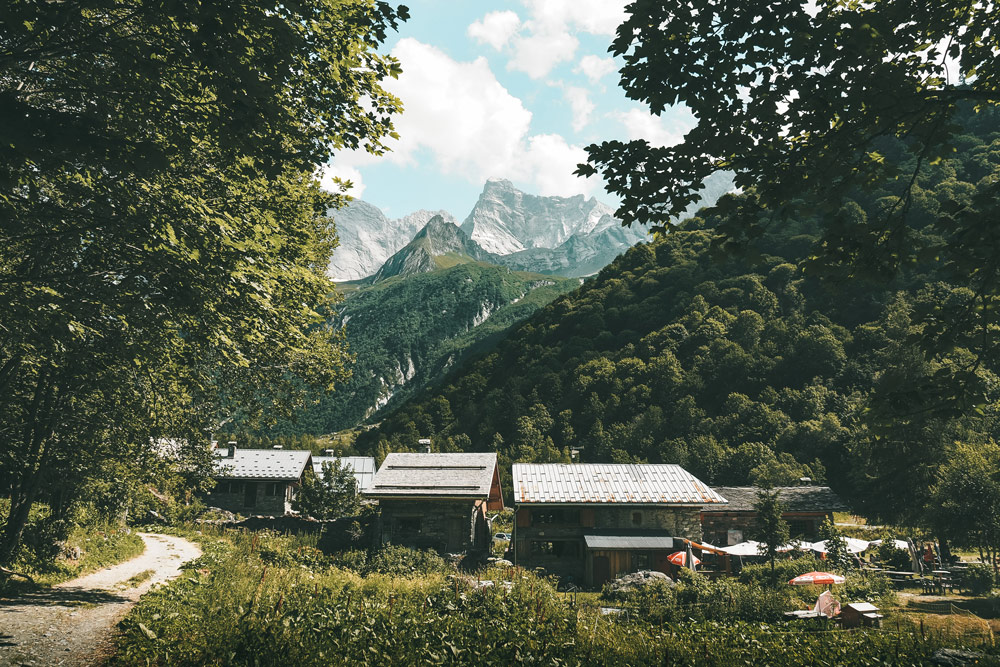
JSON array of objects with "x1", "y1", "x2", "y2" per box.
[
  {"x1": 788, "y1": 571, "x2": 846, "y2": 586},
  {"x1": 668, "y1": 551, "x2": 701, "y2": 567}
]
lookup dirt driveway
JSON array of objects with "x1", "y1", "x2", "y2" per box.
[{"x1": 0, "y1": 532, "x2": 200, "y2": 666}]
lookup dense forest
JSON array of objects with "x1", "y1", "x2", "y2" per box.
[
  {"x1": 264, "y1": 263, "x2": 577, "y2": 435},
  {"x1": 357, "y1": 105, "x2": 1000, "y2": 523}
]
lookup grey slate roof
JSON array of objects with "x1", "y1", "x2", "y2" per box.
[
  {"x1": 512, "y1": 463, "x2": 727, "y2": 505},
  {"x1": 213, "y1": 449, "x2": 311, "y2": 481},
  {"x1": 584, "y1": 535, "x2": 675, "y2": 550},
  {"x1": 312, "y1": 456, "x2": 376, "y2": 491},
  {"x1": 702, "y1": 486, "x2": 848, "y2": 513},
  {"x1": 364, "y1": 453, "x2": 498, "y2": 499}
]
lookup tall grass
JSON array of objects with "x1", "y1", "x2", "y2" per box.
[{"x1": 111, "y1": 530, "x2": 998, "y2": 666}]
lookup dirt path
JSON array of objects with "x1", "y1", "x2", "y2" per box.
[{"x1": 0, "y1": 532, "x2": 200, "y2": 666}]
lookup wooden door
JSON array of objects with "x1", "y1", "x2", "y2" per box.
[
  {"x1": 243, "y1": 482, "x2": 257, "y2": 508},
  {"x1": 593, "y1": 556, "x2": 610, "y2": 587}
]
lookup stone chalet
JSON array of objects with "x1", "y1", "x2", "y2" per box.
[
  {"x1": 700, "y1": 485, "x2": 848, "y2": 546},
  {"x1": 207, "y1": 446, "x2": 312, "y2": 516},
  {"x1": 512, "y1": 463, "x2": 727, "y2": 587},
  {"x1": 363, "y1": 453, "x2": 504, "y2": 553},
  {"x1": 311, "y1": 455, "x2": 376, "y2": 492}
]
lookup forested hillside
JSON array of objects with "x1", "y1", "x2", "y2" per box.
[
  {"x1": 357, "y1": 106, "x2": 1000, "y2": 515},
  {"x1": 268, "y1": 263, "x2": 577, "y2": 435}
]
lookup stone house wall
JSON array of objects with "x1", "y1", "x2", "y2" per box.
[
  {"x1": 377, "y1": 498, "x2": 487, "y2": 553},
  {"x1": 206, "y1": 479, "x2": 293, "y2": 516}
]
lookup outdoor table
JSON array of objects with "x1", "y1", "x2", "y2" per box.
[
  {"x1": 885, "y1": 571, "x2": 915, "y2": 578},
  {"x1": 932, "y1": 570, "x2": 954, "y2": 594}
]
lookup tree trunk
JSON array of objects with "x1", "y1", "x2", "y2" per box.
[{"x1": 0, "y1": 484, "x2": 38, "y2": 565}]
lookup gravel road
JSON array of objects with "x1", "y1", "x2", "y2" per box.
[{"x1": 0, "y1": 532, "x2": 200, "y2": 666}]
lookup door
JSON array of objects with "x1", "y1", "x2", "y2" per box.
[
  {"x1": 244, "y1": 482, "x2": 257, "y2": 508},
  {"x1": 593, "y1": 556, "x2": 610, "y2": 587}
]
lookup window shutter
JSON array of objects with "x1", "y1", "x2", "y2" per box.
[
  {"x1": 516, "y1": 507, "x2": 531, "y2": 527},
  {"x1": 581, "y1": 508, "x2": 595, "y2": 527}
]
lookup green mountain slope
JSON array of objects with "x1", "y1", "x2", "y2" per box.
[
  {"x1": 268, "y1": 262, "x2": 578, "y2": 435},
  {"x1": 356, "y1": 107, "x2": 1000, "y2": 505}
]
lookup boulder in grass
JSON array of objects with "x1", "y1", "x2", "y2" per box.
[
  {"x1": 930, "y1": 648, "x2": 985, "y2": 666},
  {"x1": 605, "y1": 570, "x2": 673, "y2": 596}
]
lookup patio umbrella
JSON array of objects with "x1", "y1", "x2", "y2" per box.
[
  {"x1": 686, "y1": 540, "x2": 697, "y2": 571},
  {"x1": 810, "y1": 538, "x2": 869, "y2": 554},
  {"x1": 721, "y1": 540, "x2": 764, "y2": 556},
  {"x1": 668, "y1": 551, "x2": 701, "y2": 567},
  {"x1": 788, "y1": 571, "x2": 846, "y2": 586}
]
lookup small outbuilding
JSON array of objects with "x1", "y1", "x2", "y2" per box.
[
  {"x1": 841, "y1": 602, "x2": 882, "y2": 629},
  {"x1": 700, "y1": 486, "x2": 848, "y2": 546},
  {"x1": 208, "y1": 445, "x2": 312, "y2": 515},
  {"x1": 364, "y1": 452, "x2": 503, "y2": 553}
]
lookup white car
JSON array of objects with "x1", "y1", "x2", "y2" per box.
[{"x1": 493, "y1": 532, "x2": 511, "y2": 542}]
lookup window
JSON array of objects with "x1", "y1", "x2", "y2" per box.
[
  {"x1": 529, "y1": 541, "x2": 580, "y2": 558},
  {"x1": 632, "y1": 552, "x2": 651, "y2": 569},
  {"x1": 215, "y1": 482, "x2": 230, "y2": 494},
  {"x1": 396, "y1": 517, "x2": 422, "y2": 534},
  {"x1": 632, "y1": 511, "x2": 643, "y2": 526},
  {"x1": 531, "y1": 508, "x2": 581, "y2": 525},
  {"x1": 265, "y1": 483, "x2": 280, "y2": 497},
  {"x1": 788, "y1": 519, "x2": 812, "y2": 538}
]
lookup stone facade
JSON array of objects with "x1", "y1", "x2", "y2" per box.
[
  {"x1": 701, "y1": 511, "x2": 830, "y2": 546},
  {"x1": 206, "y1": 480, "x2": 294, "y2": 516},
  {"x1": 376, "y1": 498, "x2": 489, "y2": 553}
]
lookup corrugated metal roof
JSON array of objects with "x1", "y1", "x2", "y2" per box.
[
  {"x1": 701, "y1": 486, "x2": 847, "y2": 512},
  {"x1": 213, "y1": 449, "x2": 311, "y2": 481},
  {"x1": 512, "y1": 463, "x2": 727, "y2": 505},
  {"x1": 364, "y1": 453, "x2": 498, "y2": 498},
  {"x1": 312, "y1": 456, "x2": 376, "y2": 491},
  {"x1": 584, "y1": 535, "x2": 675, "y2": 550}
]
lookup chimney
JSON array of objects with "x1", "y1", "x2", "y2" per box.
[
  {"x1": 323, "y1": 449, "x2": 335, "y2": 456},
  {"x1": 418, "y1": 438, "x2": 432, "y2": 454},
  {"x1": 798, "y1": 476, "x2": 812, "y2": 486},
  {"x1": 227, "y1": 441, "x2": 237, "y2": 458},
  {"x1": 272, "y1": 445, "x2": 283, "y2": 450}
]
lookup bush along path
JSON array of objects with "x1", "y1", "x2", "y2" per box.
[{"x1": 0, "y1": 532, "x2": 200, "y2": 666}]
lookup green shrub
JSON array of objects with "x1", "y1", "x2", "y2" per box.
[
  {"x1": 366, "y1": 544, "x2": 450, "y2": 576},
  {"x1": 739, "y1": 555, "x2": 818, "y2": 587},
  {"x1": 873, "y1": 538, "x2": 912, "y2": 571},
  {"x1": 842, "y1": 572, "x2": 895, "y2": 606},
  {"x1": 965, "y1": 563, "x2": 995, "y2": 596}
]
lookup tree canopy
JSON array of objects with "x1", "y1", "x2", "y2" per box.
[{"x1": 0, "y1": 0, "x2": 407, "y2": 562}]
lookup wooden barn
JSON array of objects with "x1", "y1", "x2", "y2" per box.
[{"x1": 511, "y1": 463, "x2": 727, "y2": 587}]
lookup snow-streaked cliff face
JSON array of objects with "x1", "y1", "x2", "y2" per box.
[
  {"x1": 459, "y1": 178, "x2": 646, "y2": 255},
  {"x1": 326, "y1": 200, "x2": 456, "y2": 281}
]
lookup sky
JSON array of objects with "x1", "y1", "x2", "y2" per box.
[{"x1": 320, "y1": 0, "x2": 696, "y2": 220}]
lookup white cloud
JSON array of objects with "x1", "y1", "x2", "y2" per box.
[
  {"x1": 331, "y1": 39, "x2": 598, "y2": 198},
  {"x1": 320, "y1": 164, "x2": 365, "y2": 198},
  {"x1": 563, "y1": 86, "x2": 594, "y2": 132},
  {"x1": 507, "y1": 29, "x2": 579, "y2": 79},
  {"x1": 576, "y1": 54, "x2": 616, "y2": 83},
  {"x1": 468, "y1": 10, "x2": 522, "y2": 50},
  {"x1": 475, "y1": 0, "x2": 629, "y2": 80},
  {"x1": 612, "y1": 108, "x2": 696, "y2": 147}
]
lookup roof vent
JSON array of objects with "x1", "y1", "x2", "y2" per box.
[
  {"x1": 272, "y1": 445, "x2": 283, "y2": 450},
  {"x1": 227, "y1": 441, "x2": 237, "y2": 458},
  {"x1": 798, "y1": 476, "x2": 812, "y2": 486},
  {"x1": 323, "y1": 449, "x2": 335, "y2": 456},
  {"x1": 418, "y1": 438, "x2": 432, "y2": 454}
]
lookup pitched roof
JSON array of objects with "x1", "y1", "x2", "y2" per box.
[
  {"x1": 312, "y1": 456, "x2": 377, "y2": 490},
  {"x1": 213, "y1": 448, "x2": 311, "y2": 481},
  {"x1": 364, "y1": 453, "x2": 499, "y2": 499},
  {"x1": 702, "y1": 486, "x2": 848, "y2": 513},
  {"x1": 512, "y1": 463, "x2": 727, "y2": 505}
]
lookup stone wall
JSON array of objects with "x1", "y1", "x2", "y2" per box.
[
  {"x1": 701, "y1": 511, "x2": 830, "y2": 546},
  {"x1": 594, "y1": 507, "x2": 702, "y2": 541},
  {"x1": 205, "y1": 480, "x2": 290, "y2": 516},
  {"x1": 377, "y1": 499, "x2": 485, "y2": 553}
]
